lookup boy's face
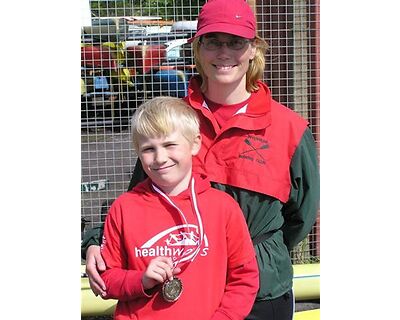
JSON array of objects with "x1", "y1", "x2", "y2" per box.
[{"x1": 137, "y1": 130, "x2": 201, "y2": 196}]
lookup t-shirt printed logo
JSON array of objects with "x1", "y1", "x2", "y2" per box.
[
  {"x1": 239, "y1": 135, "x2": 269, "y2": 165},
  {"x1": 134, "y1": 224, "x2": 209, "y2": 264},
  {"x1": 165, "y1": 230, "x2": 198, "y2": 246}
]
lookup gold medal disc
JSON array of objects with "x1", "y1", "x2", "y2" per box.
[{"x1": 162, "y1": 277, "x2": 183, "y2": 302}]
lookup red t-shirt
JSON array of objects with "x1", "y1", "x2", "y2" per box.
[{"x1": 204, "y1": 94, "x2": 252, "y2": 127}]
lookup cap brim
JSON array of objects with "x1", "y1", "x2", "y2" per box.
[{"x1": 187, "y1": 22, "x2": 255, "y2": 43}]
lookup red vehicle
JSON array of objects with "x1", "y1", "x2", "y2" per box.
[
  {"x1": 126, "y1": 44, "x2": 166, "y2": 74},
  {"x1": 81, "y1": 45, "x2": 119, "y2": 127},
  {"x1": 81, "y1": 39, "x2": 194, "y2": 129},
  {"x1": 126, "y1": 41, "x2": 195, "y2": 99}
]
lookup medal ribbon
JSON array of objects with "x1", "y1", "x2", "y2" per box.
[{"x1": 152, "y1": 177, "x2": 204, "y2": 268}]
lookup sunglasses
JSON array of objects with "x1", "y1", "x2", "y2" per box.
[{"x1": 200, "y1": 37, "x2": 252, "y2": 51}]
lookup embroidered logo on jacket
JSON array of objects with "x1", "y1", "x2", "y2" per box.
[
  {"x1": 134, "y1": 224, "x2": 209, "y2": 265},
  {"x1": 239, "y1": 135, "x2": 269, "y2": 165}
]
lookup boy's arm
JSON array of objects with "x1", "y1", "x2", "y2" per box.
[
  {"x1": 101, "y1": 268, "x2": 152, "y2": 301},
  {"x1": 100, "y1": 203, "x2": 153, "y2": 301},
  {"x1": 282, "y1": 128, "x2": 320, "y2": 251},
  {"x1": 210, "y1": 257, "x2": 259, "y2": 320},
  {"x1": 211, "y1": 201, "x2": 259, "y2": 320}
]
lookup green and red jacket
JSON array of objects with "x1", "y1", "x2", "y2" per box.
[
  {"x1": 187, "y1": 78, "x2": 309, "y2": 203},
  {"x1": 183, "y1": 77, "x2": 319, "y2": 300}
]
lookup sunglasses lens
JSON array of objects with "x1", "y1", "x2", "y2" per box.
[{"x1": 229, "y1": 39, "x2": 247, "y2": 50}]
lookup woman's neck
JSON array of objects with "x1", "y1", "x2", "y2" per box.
[{"x1": 203, "y1": 78, "x2": 250, "y2": 105}]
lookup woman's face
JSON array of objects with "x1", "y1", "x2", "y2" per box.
[{"x1": 198, "y1": 32, "x2": 256, "y2": 89}]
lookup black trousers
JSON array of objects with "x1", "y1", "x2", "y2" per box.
[{"x1": 246, "y1": 290, "x2": 294, "y2": 320}]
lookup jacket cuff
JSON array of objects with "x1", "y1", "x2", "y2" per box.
[{"x1": 81, "y1": 224, "x2": 104, "y2": 259}]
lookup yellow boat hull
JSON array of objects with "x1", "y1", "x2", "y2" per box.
[
  {"x1": 81, "y1": 263, "x2": 320, "y2": 316},
  {"x1": 292, "y1": 263, "x2": 320, "y2": 300},
  {"x1": 81, "y1": 277, "x2": 117, "y2": 316},
  {"x1": 294, "y1": 309, "x2": 320, "y2": 320}
]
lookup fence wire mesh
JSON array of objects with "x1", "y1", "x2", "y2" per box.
[{"x1": 81, "y1": 0, "x2": 320, "y2": 264}]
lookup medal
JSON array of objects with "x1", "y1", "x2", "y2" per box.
[
  {"x1": 162, "y1": 277, "x2": 183, "y2": 302},
  {"x1": 153, "y1": 178, "x2": 204, "y2": 303}
]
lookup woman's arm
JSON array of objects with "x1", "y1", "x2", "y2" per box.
[
  {"x1": 82, "y1": 159, "x2": 148, "y2": 295},
  {"x1": 281, "y1": 128, "x2": 320, "y2": 251}
]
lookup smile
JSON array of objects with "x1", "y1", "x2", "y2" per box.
[
  {"x1": 213, "y1": 65, "x2": 236, "y2": 70},
  {"x1": 152, "y1": 164, "x2": 175, "y2": 171}
]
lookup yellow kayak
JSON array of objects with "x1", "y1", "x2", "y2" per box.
[
  {"x1": 292, "y1": 263, "x2": 320, "y2": 301},
  {"x1": 294, "y1": 309, "x2": 320, "y2": 320},
  {"x1": 81, "y1": 263, "x2": 320, "y2": 316},
  {"x1": 81, "y1": 276, "x2": 117, "y2": 316}
]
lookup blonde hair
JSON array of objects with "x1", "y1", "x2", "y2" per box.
[
  {"x1": 131, "y1": 96, "x2": 200, "y2": 150},
  {"x1": 192, "y1": 35, "x2": 268, "y2": 93}
]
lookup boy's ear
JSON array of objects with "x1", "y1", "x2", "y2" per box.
[{"x1": 191, "y1": 134, "x2": 202, "y2": 156}]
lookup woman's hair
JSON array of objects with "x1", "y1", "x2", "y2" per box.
[
  {"x1": 131, "y1": 96, "x2": 200, "y2": 150},
  {"x1": 192, "y1": 35, "x2": 268, "y2": 93}
]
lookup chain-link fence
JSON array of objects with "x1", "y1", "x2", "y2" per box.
[{"x1": 81, "y1": 0, "x2": 320, "y2": 264}]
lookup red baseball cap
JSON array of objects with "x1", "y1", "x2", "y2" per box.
[{"x1": 188, "y1": 0, "x2": 256, "y2": 43}]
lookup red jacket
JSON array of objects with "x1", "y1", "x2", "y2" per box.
[
  {"x1": 185, "y1": 77, "x2": 308, "y2": 203},
  {"x1": 100, "y1": 174, "x2": 259, "y2": 320}
]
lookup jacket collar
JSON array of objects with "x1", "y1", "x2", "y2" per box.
[{"x1": 185, "y1": 76, "x2": 272, "y2": 131}]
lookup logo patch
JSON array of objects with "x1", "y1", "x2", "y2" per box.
[
  {"x1": 239, "y1": 135, "x2": 269, "y2": 165},
  {"x1": 134, "y1": 224, "x2": 209, "y2": 265}
]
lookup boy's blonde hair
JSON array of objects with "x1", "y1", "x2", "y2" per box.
[
  {"x1": 131, "y1": 96, "x2": 200, "y2": 150},
  {"x1": 192, "y1": 35, "x2": 268, "y2": 93}
]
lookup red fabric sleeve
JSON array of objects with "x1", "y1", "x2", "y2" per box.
[
  {"x1": 100, "y1": 202, "x2": 152, "y2": 301},
  {"x1": 101, "y1": 268, "x2": 152, "y2": 301},
  {"x1": 210, "y1": 257, "x2": 259, "y2": 320},
  {"x1": 225, "y1": 200, "x2": 257, "y2": 268}
]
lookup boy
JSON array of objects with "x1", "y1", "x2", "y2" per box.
[{"x1": 100, "y1": 96, "x2": 259, "y2": 320}]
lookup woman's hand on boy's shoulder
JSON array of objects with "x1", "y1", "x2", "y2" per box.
[{"x1": 86, "y1": 245, "x2": 107, "y2": 297}]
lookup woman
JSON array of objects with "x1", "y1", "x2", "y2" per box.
[{"x1": 83, "y1": 0, "x2": 320, "y2": 319}]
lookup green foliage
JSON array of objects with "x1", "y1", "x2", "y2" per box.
[{"x1": 90, "y1": 0, "x2": 206, "y2": 20}]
